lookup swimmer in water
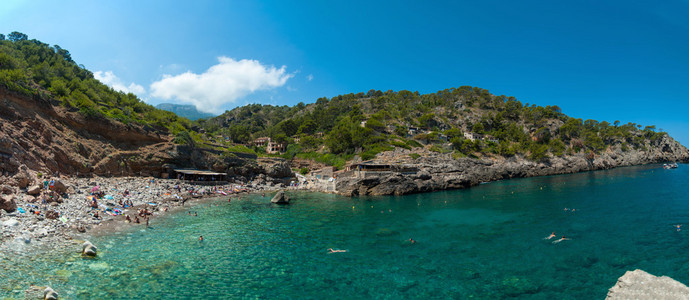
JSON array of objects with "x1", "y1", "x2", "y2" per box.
[
  {"x1": 552, "y1": 236, "x2": 570, "y2": 244},
  {"x1": 328, "y1": 248, "x2": 347, "y2": 253},
  {"x1": 544, "y1": 232, "x2": 556, "y2": 240},
  {"x1": 199, "y1": 235, "x2": 204, "y2": 241},
  {"x1": 409, "y1": 238, "x2": 416, "y2": 244},
  {"x1": 675, "y1": 224, "x2": 682, "y2": 232}
]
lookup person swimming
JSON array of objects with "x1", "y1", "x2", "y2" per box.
[
  {"x1": 199, "y1": 235, "x2": 204, "y2": 241},
  {"x1": 409, "y1": 238, "x2": 416, "y2": 244},
  {"x1": 328, "y1": 248, "x2": 347, "y2": 253},
  {"x1": 552, "y1": 236, "x2": 570, "y2": 244},
  {"x1": 544, "y1": 232, "x2": 556, "y2": 239},
  {"x1": 675, "y1": 224, "x2": 682, "y2": 232}
]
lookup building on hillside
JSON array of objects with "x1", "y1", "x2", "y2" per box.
[
  {"x1": 170, "y1": 169, "x2": 228, "y2": 184},
  {"x1": 267, "y1": 141, "x2": 286, "y2": 154},
  {"x1": 310, "y1": 166, "x2": 334, "y2": 180},
  {"x1": 343, "y1": 161, "x2": 418, "y2": 179},
  {"x1": 250, "y1": 137, "x2": 271, "y2": 147},
  {"x1": 463, "y1": 132, "x2": 478, "y2": 141},
  {"x1": 407, "y1": 127, "x2": 419, "y2": 137},
  {"x1": 485, "y1": 135, "x2": 499, "y2": 143}
]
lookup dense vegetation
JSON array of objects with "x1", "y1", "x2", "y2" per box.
[
  {"x1": 0, "y1": 32, "x2": 191, "y2": 133},
  {"x1": 197, "y1": 86, "x2": 667, "y2": 166}
]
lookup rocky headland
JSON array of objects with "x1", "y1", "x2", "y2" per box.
[{"x1": 336, "y1": 134, "x2": 689, "y2": 196}]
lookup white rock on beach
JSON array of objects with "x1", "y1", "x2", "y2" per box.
[{"x1": 2, "y1": 218, "x2": 19, "y2": 227}]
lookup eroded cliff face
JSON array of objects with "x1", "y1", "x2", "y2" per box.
[
  {"x1": 0, "y1": 88, "x2": 292, "y2": 190},
  {"x1": 336, "y1": 135, "x2": 689, "y2": 196},
  {"x1": 0, "y1": 89, "x2": 174, "y2": 178}
]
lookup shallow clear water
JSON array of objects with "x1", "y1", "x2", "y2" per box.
[{"x1": 2, "y1": 164, "x2": 688, "y2": 299}]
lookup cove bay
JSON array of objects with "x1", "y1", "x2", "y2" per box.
[{"x1": 2, "y1": 164, "x2": 687, "y2": 299}]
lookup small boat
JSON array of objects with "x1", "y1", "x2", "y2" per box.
[{"x1": 663, "y1": 163, "x2": 679, "y2": 169}]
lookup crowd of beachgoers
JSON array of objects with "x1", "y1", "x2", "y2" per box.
[{"x1": 0, "y1": 176, "x2": 283, "y2": 254}]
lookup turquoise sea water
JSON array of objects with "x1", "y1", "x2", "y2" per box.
[{"x1": 2, "y1": 164, "x2": 688, "y2": 299}]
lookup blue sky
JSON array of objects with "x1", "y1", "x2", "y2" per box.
[{"x1": 1, "y1": 0, "x2": 688, "y2": 145}]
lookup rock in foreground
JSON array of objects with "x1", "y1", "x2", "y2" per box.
[
  {"x1": 606, "y1": 269, "x2": 689, "y2": 299},
  {"x1": 271, "y1": 191, "x2": 290, "y2": 204},
  {"x1": 82, "y1": 241, "x2": 97, "y2": 257}
]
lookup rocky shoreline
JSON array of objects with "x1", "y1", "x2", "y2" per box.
[
  {"x1": 2, "y1": 134, "x2": 687, "y2": 253},
  {"x1": 336, "y1": 135, "x2": 689, "y2": 196}
]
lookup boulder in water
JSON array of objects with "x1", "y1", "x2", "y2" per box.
[
  {"x1": 44, "y1": 286, "x2": 58, "y2": 300},
  {"x1": 271, "y1": 191, "x2": 290, "y2": 204},
  {"x1": 82, "y1": 241, "x2": 97, "y2": 257}
]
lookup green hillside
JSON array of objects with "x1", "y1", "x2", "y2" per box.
[
  {"x1": 0, "y1": 31, "x2": 190, "y2": 134},
  {"x1": 197, "y1": 87, "x2": 667, "y2": 167}
]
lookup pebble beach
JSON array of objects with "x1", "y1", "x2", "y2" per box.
[{"x1": 0, "y1": 176, "x2": 283, "y2": 256}]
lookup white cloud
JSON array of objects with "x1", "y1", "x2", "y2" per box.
[
  {"x1": 94, "y1": 71, "x2": 146, "y2": 96},
  {"x1": 307, "y1": 74, "x2": 314, "y2": 81},
  {"x1": 150, "y1": 57, "x2": 293, "y2": 114}
]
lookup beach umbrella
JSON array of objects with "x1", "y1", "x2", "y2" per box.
[{"x1": 91, "y1": 186, "x2": 100, "y2": 192}]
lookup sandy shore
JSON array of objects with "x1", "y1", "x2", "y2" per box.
[{"x1": 0, "y1": 176, "x2": 283, "y2": 255}]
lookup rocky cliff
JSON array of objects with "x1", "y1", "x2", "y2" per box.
[
  {"x1": 336, "y1": 135, "x2": 689, "y2": 196},
  {"x1": 0, "y1": 88, "x2": 175, "y2": 178}
]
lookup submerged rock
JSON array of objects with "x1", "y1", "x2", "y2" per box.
[
  {"x1": 606, "y1": 269, "x2": 689, "y2": 299},
  {"x1": 44, "y1": 286, "x2": 58, "y2": 300},
  {"x1": 271, "y1": 191, "x2": 290, "y2": 204},
  {"x1": 82, "y1": 240, "x2": 97, "y2": 257}
]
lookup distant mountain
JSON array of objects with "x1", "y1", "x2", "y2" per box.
[{"x1": 156, "y1": 103, "x2": 215, "y2": 120}]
